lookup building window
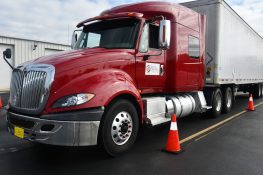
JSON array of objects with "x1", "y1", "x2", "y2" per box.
[{"x1": 189, "y1": 36, "x2": 200, "y2": 59}]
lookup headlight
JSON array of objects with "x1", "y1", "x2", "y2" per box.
[{"x1": 52, "y1": 93, "x2": 95, "y2": 108}]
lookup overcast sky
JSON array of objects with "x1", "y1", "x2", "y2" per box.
[{"x1": 0, "y1": 0, "x2": 262, "y2": 45}]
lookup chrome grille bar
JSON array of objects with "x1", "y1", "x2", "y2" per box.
[{"x1": 10, "y1": 64, "x2": 55, "y2": 115}]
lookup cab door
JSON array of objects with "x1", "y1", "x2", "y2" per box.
[
  {"x1": 176, "y1": 23, "x2": 202, "y2": 91},
  {"x1": 186, "y1": 35, "x2": 202, "y2": 88},
  {"x1": 135, "y1": 22, "x2": 166, "y2": 91}
]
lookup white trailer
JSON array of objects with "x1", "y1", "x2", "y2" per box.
[{"x1": 181, "y1": 0, "x2": 263, "y2": 116}]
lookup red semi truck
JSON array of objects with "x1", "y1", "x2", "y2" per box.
[{"x1": 4, "y1": 0, "x2": 263, "y2": 156}]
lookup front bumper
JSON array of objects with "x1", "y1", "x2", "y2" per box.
[{"x1": 6, "y1": 108, "x2": 104, "y2": 146}]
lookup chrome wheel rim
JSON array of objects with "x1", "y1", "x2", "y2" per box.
[
  {"x1": 111, "y1": 111, "x2": 133, "y2": 145},
  {"x1": 215, "y1": 93, "x2": 222, "y2": 112}
]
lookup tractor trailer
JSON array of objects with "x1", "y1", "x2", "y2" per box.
[{"x1": 4, "y1": 0, "x2": 263, "y2": 156}]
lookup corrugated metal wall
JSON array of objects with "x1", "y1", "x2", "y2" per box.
[
  {"x1": 0, "y1": 35, "x2": 70, "y2": 66},
  {"x1": 0, "y1": 35, "x2": 70, "y2": 91}
]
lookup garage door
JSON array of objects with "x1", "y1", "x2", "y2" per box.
[
  {"x1": 45, "y1": 48, "x2": 63, "y2": 56},
  {"x1": 0, "y1": 44, "x2": 14, "y2": 91}
]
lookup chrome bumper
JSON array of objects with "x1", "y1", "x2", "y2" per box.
[{"x1": 6, "y1": 109, "x2": 103, "y2": 146}]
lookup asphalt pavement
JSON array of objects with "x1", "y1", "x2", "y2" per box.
[{"x1": 0, "y1": 93, "x2": 263, "y2": 175}]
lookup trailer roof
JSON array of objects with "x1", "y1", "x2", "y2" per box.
[{"x1": 181, "y1": 0, "x2": 263, "y2": 40}]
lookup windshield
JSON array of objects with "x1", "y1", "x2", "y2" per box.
[{"x1": 74, "y1": 19, "x2": 140, "y2": 49}]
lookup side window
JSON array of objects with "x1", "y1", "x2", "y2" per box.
[
  {"x1": 189, "y1": 36, "x2": 200, "y2": 59},
  {"x1": 139, "y1": 23, "x2": 160, "y2": 53},
  {"x1": 78, "y1": 32, "x2": 101, "y2": 49},
  {"x1": 149, "y1": 24, "x2": 159, "y2": 49},
  {"x1": 139, "y1": 23, "x2": 149, "y2": 53},
  {"x1": 87, "y1": 33, "x2": 101, "y2": 48}
]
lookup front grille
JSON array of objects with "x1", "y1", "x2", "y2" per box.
[
  {"x1": 11, "y1": 70, "x2": 47, "y2": 109},
  {"x1": 10, "y1": 64, "x2": 55, "y2": 114}
]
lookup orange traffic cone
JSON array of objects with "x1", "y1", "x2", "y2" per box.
[
  {"x1": 164, "y1": 114, "x2": 182, "y2": 154},
  {"x1": 247, "y1": 94, "x2": 255, "y2": 111},
  {"x1": 0, "y1": 96, "x2": 2, "y2": 109}
]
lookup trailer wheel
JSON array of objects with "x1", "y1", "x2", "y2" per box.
[
  {"x1": 252, "y1": 84, "x2": 261, "y2": 99},
  {"x1": 260, "y1": 84, "x2": 263, "y2": 98},
  {"x1": 99, "y1": 99, "x2": 139, "y2": 156},
  {"x1": 222, "y1": 87, "x2": 233, "y2": 114},
  {"x1": 210, "y1": 88, "x2": 223, "y2": 118}
]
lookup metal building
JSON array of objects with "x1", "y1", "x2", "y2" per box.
[{"x1": 0, "y1": 35, "x2": 70, "y2": 91}]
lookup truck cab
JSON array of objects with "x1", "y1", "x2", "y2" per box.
[{"x1": 6, "y1": 2, "x2": 208, "y2": 156}]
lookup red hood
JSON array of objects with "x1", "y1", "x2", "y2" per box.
[{"x1": 32, "y1": 48, "x2": 135, "y2": 73}]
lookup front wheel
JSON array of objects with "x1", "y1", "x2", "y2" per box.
[{"x1": 99, "y1": 99, "x2": 139, "y2": 156}]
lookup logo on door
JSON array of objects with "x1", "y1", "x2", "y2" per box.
[{"x1": 145, "y1": 63, "x2": 160, "y2": 75}]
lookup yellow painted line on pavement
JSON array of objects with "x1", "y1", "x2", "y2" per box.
[
  {"x1": 194, "y1": 125, "x2": 223, "y2": 142},
  {"x1": 180, "y1": 101, "x2": 263, "y2": 144}
]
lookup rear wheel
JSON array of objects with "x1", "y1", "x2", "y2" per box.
[
  {"x1": 260, "y1": 84, "x2": 263, "y2": 98},
  {"x1": 251, "y1": 84, "x2": 261, "y2": 99},
  {"x1": 99, "y1": 99, "x2": 139, "y2": 156},
  {"x1": 208, "y1": 88, "x2": 223, "y2": 118},
  {"x1": 222, "y1": 87, "x2": 233, "y2": 114}
]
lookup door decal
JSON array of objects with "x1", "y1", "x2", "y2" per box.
[{"x1": 145, "y1": 63, "x2": 160, "y2": 75}]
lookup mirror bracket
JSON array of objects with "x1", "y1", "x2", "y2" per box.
[{"x1": 143, "y1": 55, "x2": 150, "y2": 61}]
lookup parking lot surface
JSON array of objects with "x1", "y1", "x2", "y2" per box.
[{"x1": 0, "y1": 93, "x2": 263, "y2": 175}]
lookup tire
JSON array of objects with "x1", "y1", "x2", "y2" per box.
[
  {"x1": 260, "y1": 84, "x2": 263, "y2": 98},
  {"x1": 222, "y1": 87, "x2": 233, "y2": 114},
  {"x1": 252, "y1": 84, "x2": 261, "y2": 99},
  {"x1": 209, "y1": 88, "x2": 223, "y2": 118},
  {"x1": 99, "y1": 99, "x2": 139, "y2": 156}
]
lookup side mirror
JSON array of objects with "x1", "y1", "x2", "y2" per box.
[
  {"x1": 3, "y1": 48, "x2": 12, "y2": 59},
  {"x1": 3, "y1": 48, "x2": 13, "y2": 69},
  {"x1": 159, "y1": 20, "x2": 171, "y2": 50},
  {"x1": 71, "y1": 29, "x2": 82, "y2": 49}
]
